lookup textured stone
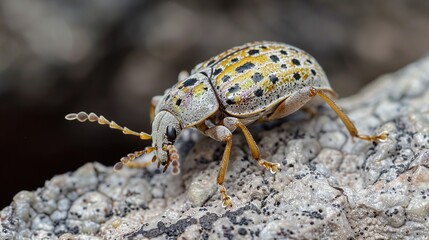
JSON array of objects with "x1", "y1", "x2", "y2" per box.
[{"x1": 2, "y1": 56, "x2": 429, "y2": 239}]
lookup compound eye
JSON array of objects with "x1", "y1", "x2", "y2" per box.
[{"x1": 166, "y1": 126, "x2": 177, "y2": 142}]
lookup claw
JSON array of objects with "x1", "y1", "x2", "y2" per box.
[
  {"x1": 357, "y1": 130, "x2": 389, "y2": 143},
  {"x1": 376, "y1": 131, "x2": 388, "y2": 142},
  {"x1": 222, "y1": 196, "x2": 233, "y2": 208},
  {"x1": 269, "y1": 163, "x2": 281, "y2": 174},
  {"x1": 218, "y1": 184, "x2": 233, "y2": 208},
  {"x1": 258, "y1": 160, "x2": 281, "y2": 174}
]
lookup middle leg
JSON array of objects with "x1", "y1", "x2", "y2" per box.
[
  {"x1": 205, "y1": 125, "x2": 234, "y2": 207},
  {"x1": 223, "y1": 117, "x2": 280, "y2": 174}
]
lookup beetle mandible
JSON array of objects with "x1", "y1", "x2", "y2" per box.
[{"x1": 66, "y1": 41, "x2": 387, "y2": 207}]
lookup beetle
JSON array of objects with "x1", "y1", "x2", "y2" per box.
[{"x1": 66, "y1": 41, "x2": 387, "y2": 207}]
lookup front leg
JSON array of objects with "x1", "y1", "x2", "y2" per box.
[{"x1": 204, "y1": 126, "x2": 233, "y2": 207}]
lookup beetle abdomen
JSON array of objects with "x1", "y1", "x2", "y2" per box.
[{"x1": 195, "y1": 42, "x2": 333, "y2": 117}]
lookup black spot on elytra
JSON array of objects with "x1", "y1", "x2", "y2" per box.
[
  {"x1": 222, "y1": 75, "x2": 231, "y2": 82},
  {"x1": 182, "y1": 78, "x2": 198, "y2": 87},
  {"x1": 207, "y1": 59, "x2": 216, "y2": 66},
  {"x1": 290, "y1": 48, "x2": 299, "y2": 53},
  {"x1": 280, "y1": 50, "x2": 288, "y2": 55},
  {"x1": 306, "y1": 59, "x2": 312, "y2": 64},
  {"x1": 270, "y1": 55, "x2": 280, "y2": 63},
  {"x1": 175, "y1": 99, "x2": 182, "y2": 106},
  {"x1": 248, "y1": 49, "x2": 259, "y2": 55},
  {"x1": 254, "y1": 88, "x2": 264, "y2": 97},
  {"x1": 228, "y1": 84, "x2": 241, "y2": 93},
  {"x1": 281, "y1": 64, "x2": 287, "y2": 69},
  {"x1": 269, "y1": 75, "x2": 279, "y2": 84},
  {"x1": 311, "y1": 69, "x2": 316, "y2": 76},
  {"x1": 231, "y1": 58, "x2": 238, "y2": 63},
  {"x1": 292, "y1": 59, "x2": 301, "y2": 66},
  {"x1": 260, "y1": 45, "x2": 268, "y2": 49},
  {"x1": 226, "y1": 98, "x2": 236, "y2": 105},
  {"x1": 251, "y1": 72, "x2": 263, "y2": 82},
  {"x1": 164, "y1": 95, "x2": 170, "y2": 101},
  {"x1": 293, "y1": 73, "x2": 301, "y2": 80},
  {"x1": 235, "y1": 62, "x2": 255, "y2": 73},
  {"x1": 213, "y1": 68, "x2": 222, "y2": 76}
]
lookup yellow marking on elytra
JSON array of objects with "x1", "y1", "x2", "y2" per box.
[
  {"x1": 192, "y1": 83, "x2": 206, "y2": 97},
  {"x1": 234, "y1": 95, "x2": 241, "y2": 104},
  {"x1": 241, "y1": 78, "x2": 254, "y2": 90},
  {"x1": 302, "y1": 70, "x2": 310, "y2": 81},
  {"x1": 218, "y1": 70, "x2": 254, "y2": 90},
  {"x1": 214, "y1": 53, "x2": 265, "y2": 85},
  {"x1": 261, "y1": 78, "x2": 276, "y2": 93}
]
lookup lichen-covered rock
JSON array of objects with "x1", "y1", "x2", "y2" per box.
[{"x1": 2, "y1": 56, "x2": 429, "y2": 239}]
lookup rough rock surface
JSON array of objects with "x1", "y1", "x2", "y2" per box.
[{"x1": 2, "y1": 56, "x2": 429, "y2": 240}]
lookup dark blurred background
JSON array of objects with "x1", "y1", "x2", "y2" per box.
[{"x1": 1, "y1": 0, "x2": 429, "y2": 208}]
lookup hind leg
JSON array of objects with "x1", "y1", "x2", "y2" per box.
[
  {"x1": 266, "y1": 86, "x2": 387, "y2": 142},
  {"x1": 308, "y1": 87, "x2": 387, "y2": 142}
]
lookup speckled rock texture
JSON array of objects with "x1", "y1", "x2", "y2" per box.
[{"x1": 2, "y1": 56, "x2": 429, "y2": 240}]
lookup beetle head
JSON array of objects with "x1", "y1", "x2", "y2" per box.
[{"x1": 151, "y1": 110, "x2": 182, "y2": 170}]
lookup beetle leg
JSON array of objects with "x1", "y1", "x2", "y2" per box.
[
  {"x1": 309, "y1": 87, "x2": 387, "y2": 142},
  {"x1": 266, "y1": 87, "x2": 387, "y2": 142},
  {"x1": 224, "y1": 117, "x2": 280, "y2": 174},
  {"x1": 205, "y1": 126, "x2": 233, "y2": 207}
]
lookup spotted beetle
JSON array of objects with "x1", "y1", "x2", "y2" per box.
[{"x1": 66, "y1": 41, "x2": 387, "y2": 207}]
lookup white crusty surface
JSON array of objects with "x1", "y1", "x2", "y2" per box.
[{"x1": 2, "y1": 56, "x2": 429, "y2": 239}]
